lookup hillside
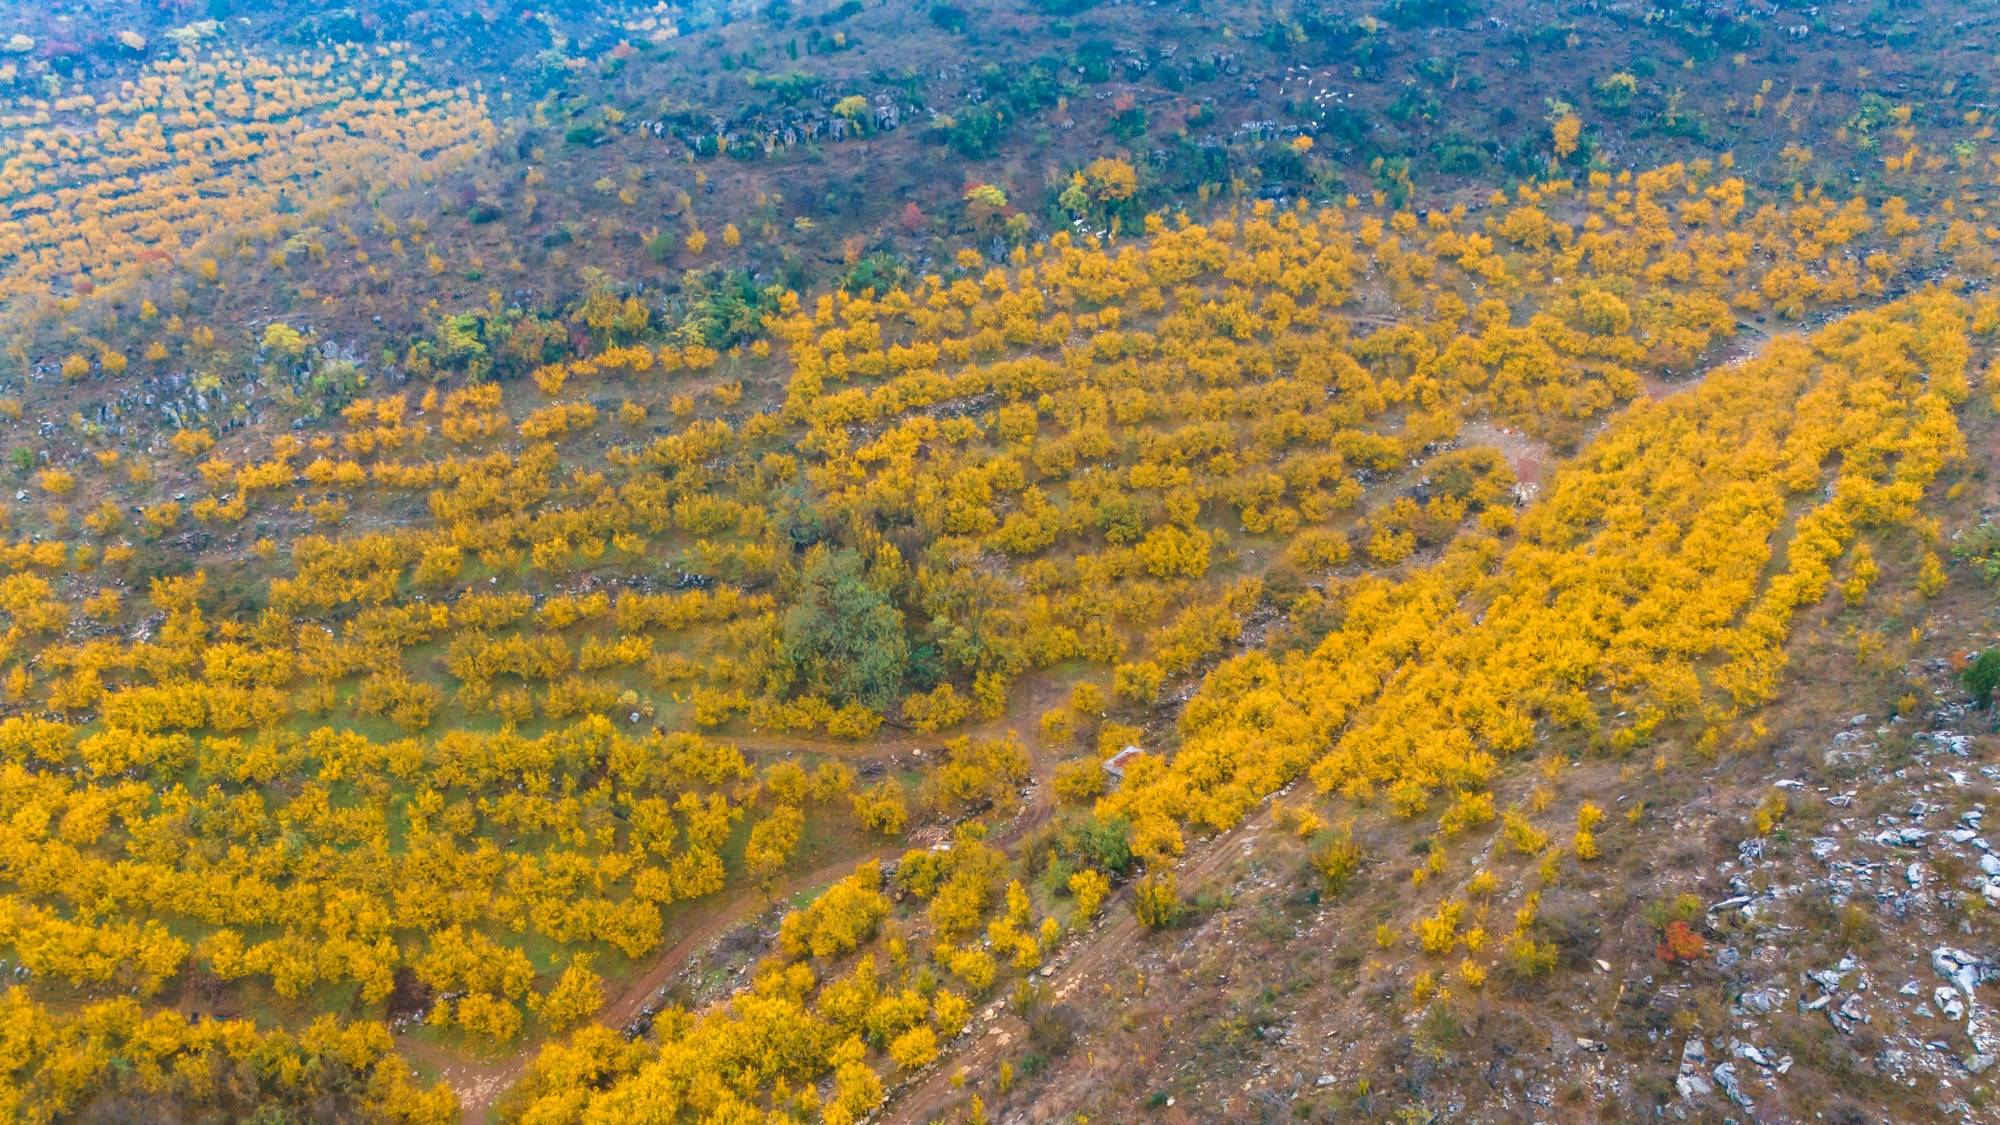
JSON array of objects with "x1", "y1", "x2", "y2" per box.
[{"x1": 0, "y1": 2, "x2": 1998, "y2": 1123}]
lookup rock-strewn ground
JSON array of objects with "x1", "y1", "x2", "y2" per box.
[{"x1": 890, "y1": 609, "x2": 2000, "y2": 1123}]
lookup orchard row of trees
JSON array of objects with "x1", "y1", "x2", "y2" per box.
[
  {"x1": 0, "y1": 988, "x2": 457, "y2": 1123},
  {"x1": 486, "y1": 289, "x2": 1985, "y2": 1125},
  {"x1": 0, "y1": 42, "x2": 493, "y2": 311},
  {"x1": 1095, "y1": 289, "x2": 1973, "y2": 983},
  {"x1": 0, "y1": 707, "x2": 910, "y2": 1053},
  {"x1": 0, "y1": 138, "x2": 1996, "y2": 1117},
  {"x1": 8, "y1": 160, "x2": 1965, "y2": 757}
]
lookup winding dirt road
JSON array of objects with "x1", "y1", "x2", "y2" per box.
[
  {"x1": 406, "y1": 850, "x2": 895, "y2": 1122},
  {"x1": 405, "y1": 675, "x2": 1074, "y2": 1122}
]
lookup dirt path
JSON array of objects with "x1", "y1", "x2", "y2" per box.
[
  {"x1": 599, "y1": 849, "x2": 898, "y2": 1032},
  {"x1": 724, "y1": 728, "x2": 954, "y2": 760},
  {"x1": 710, "y1": 670, "x2": 1076, "y2": 765},
  {"x1": 408, "y1": 672, "x2": 1074, "y2": 1122},
  {"x1": 409, "y1": 850, "x2": 897, "y2": 1123}
]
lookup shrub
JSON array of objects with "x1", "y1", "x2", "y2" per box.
[
  {"x1": 1951, "y1": 523, "x2": 2000, "y2": 586},
  {"x1": 888, "y1": 1025, "x2": 939, "y2": 1070},
  {"x1": 1504, "y1": 935, "x2": 1557, "y2": 979},
  {"x1": 1064, "y1": 816, "x2": 1133, "y2": 874},
  {"x1": 1965, "y1": 650, "x2": 2000, "y2": 709},
  {"x1": 1309, "y1": 825, "x2": 1364, "y2": 892},
  {"x1": 1025, "y1": 999, "x2": 1081, "y2": 1059},
  {"x1": 1050, "y1": 758, "x2": 1106, "y2": 803},
  {"x1": 1641, "y1": 892, "x2": 1703, "y2": 930},
  {"x1": 1067, "y1": 868, "x2": 1111, "y2": 920},
  {"x1": 1413, "y1": 900, "x2": 1465, "y2": 955},
  {"x1": 1656, "y1": 919, "x2": 1707, "y2": 964},
  {"x1": 928, "y1": 3, "x2": 968, "y2": 32},
  {"x1": 1133, "y1": 872, "x2": 1180, "y2": 928}
]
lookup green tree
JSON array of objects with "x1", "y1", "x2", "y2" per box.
[
  {"x1": 782, "y1": 547, "x2": 908, "y2": 709},
  {"x1": 1966, "y1": 650, "x2": 2000, "y2": 709}
]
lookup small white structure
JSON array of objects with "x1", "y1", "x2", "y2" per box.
[{"x1": 1101, "y1": 744, "x2": 1147, "y2": 785}]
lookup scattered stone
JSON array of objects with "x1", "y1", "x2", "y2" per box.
[
  {"x1": 1712, "y1": 1062, "x2": 1751, "y2": 1108},
  {"x1": 1675, "y1": 1038, "x2": 1714, "y2": 1101},
  {"x1": 1933, "y1": 947, "x2": 1986, "y2": 1001},
  {"x1": 1738, "y1": 988, "x2": 1782, "y2": 1014},
  {"x1": 1735, "y1": 1043, "x2": 1772, "y2": 1068},
  {"x1": 1937, "y1": 987, "x2": 1966, "y2": 1021},
  {"x1": 1916, "y1": 731, "x2": 1972, "y2": 756}
]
